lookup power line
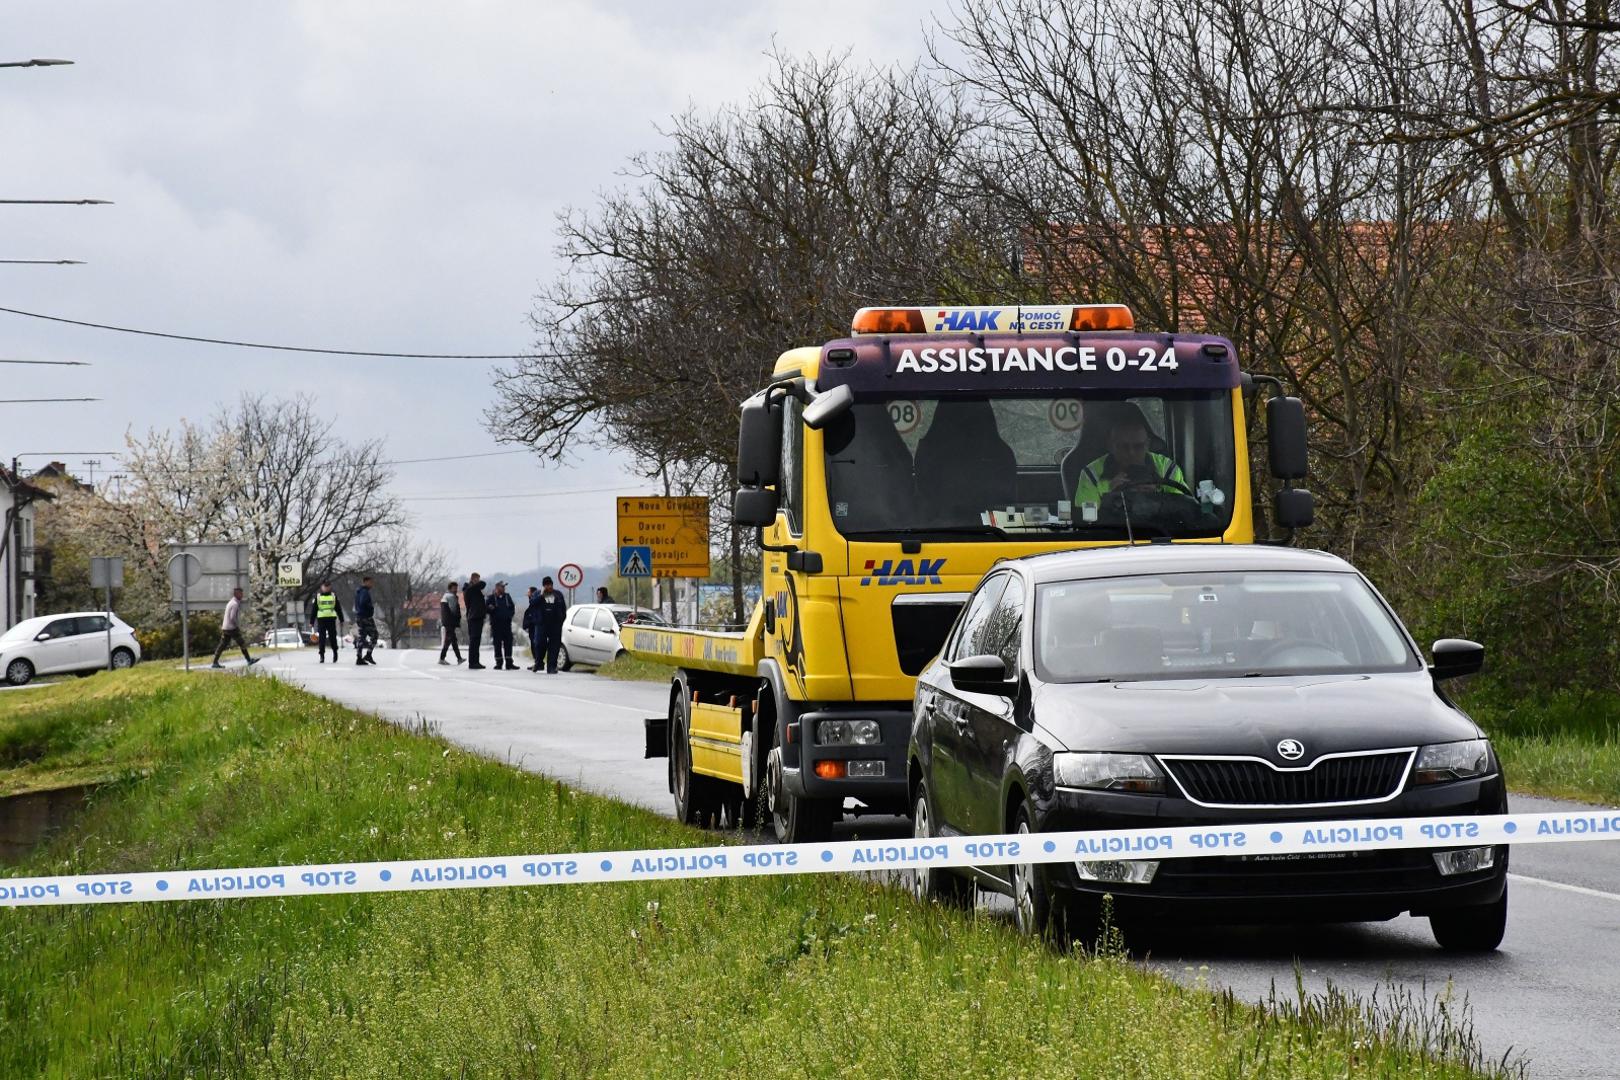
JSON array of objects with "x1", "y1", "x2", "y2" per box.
[
  {"x1": 399, "y1": 484, "x2": 629, "y2": 502},
  {"x1": 0, "y1": 199, "x2": 110, "y2": 205},
  {"x1": 0, "y1": 259, "x2": 83, "y2": 265},
  {"x1": 0, "y1": 304, "x2": 560, "y2": 359},
  {"x1": 0, "y1": 358, "x2": 89, "y2": 366},
  {"x1": 0, "y1": 397, "x2": 99, "y2": 403},
  {"x1": 383, "y1": 449, "x2": 532, "y2": 465}
]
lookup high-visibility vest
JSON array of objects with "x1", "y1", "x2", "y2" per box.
[
  {"x1": 1074, "y1": 452, "x2": 1186, "y2": 506},
  {"x1": 316, "y1": 592, "x2": 338, "y2": 619}
]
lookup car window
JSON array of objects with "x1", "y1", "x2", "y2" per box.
[
  {"x1": 593, "y1": 610, "x2": 617, "y2": 634},
  {"x1": 947, "y1": 575, "x2": 1008, "y2": 662},
  {"x1": 1035, "y1": 570, "x2": 1420, "y2": 682},
  {"x1": 39, "y1": 618, "x2": 79, "y2": 640},
  {"x1": 79, "y1": 616, "x2": 109, "y2": 634},
  {"x1": 983, "y1": 575, "x2": 1025, "y2": 673},
  {"x1": 570, "y1": 609, "x2": 593, "y2": 627}
]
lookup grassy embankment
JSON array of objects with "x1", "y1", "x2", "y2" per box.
[{"x1": 0, "y1": 668, "x2": 1510, "y2": 1078}]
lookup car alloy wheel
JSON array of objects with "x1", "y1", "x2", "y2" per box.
[
  {"x1": 111, "y1": 648, "x2": 135, "y2": 670},
  {"x1": 1012, "y1": 816, "x2": 1038, "y2": 933},
  {"x1": 558, "y1": 644, "x2": 572, "y2": 671},
  {"x1": 5, "y1": 659, "x2": 33, "y2": 686}
]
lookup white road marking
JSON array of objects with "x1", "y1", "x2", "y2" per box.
[{"x1": 1510, "y1": 872, "x2": 1620, "y2": 904}]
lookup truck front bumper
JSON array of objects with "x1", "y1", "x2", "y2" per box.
[{"x1": 782, "y1": 707, "x2": 911, "y2": 813}]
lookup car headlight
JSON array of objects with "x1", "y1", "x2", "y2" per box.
[
  {"x1": 1053, "y1": 752, "x2": 1166, "y2": 794},
  {"x1": 1412, "y1": 739, "x2": 1493, "y2": 784}
]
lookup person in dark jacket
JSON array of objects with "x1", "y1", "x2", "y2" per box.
[
  {"x1": 535, "y1": 575, "x2": 568, "y2": 674},
  {"x1": 463, "y1": 572, "x2": 488, "y2": 669},
  {"x1": 438, "y1": 580, "x2": 464, "y2": 666},
  {"x1": 488, "y1": 581, "x2": 517, "y2": 670},
  {"x1": 353, "y1": 575, "x2": 378, "y2": 667},
  {"x1": 307, "y1": 581, "x2": 345, "y2": 663},
  {"x1": 522, "y1": 586, "x2": 543, "y2": 671}
]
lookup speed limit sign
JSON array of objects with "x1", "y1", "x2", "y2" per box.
[
  {"x1": 1049, "y1": 398, "x2": 1082, "y2": 432},
  {"x1": 887, "y1": 400, "x2": 922, "y2": 435},
  {"x1": 557, "y1": 563, "x2": 584, "y2": 590}
]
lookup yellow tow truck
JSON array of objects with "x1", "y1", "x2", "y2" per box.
[{"x1": 627, "y1": 303, "x2": 1313, "y2": 842}]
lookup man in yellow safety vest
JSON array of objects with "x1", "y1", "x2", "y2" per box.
[{"x1": 307, "y1": 581, "x2": 346, "y2": 664}]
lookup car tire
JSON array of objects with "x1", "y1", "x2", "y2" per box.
[
  {"x1": 5, "y1": 658, "x2": 34, "y2": 687},
  {"x1": 910, "y1": 780, "x2": 974, "y2": 907},
  {"x1": 1010, "y1": 806, "x2": 1067, "y2": 940},
  {"x1": 1430, "y1": 886, "x2": 1507, "y2": 952},
  {"x1": 111, "y1": 648, "x2": 136, "y2": 671},
  {"x1": 671, "y1": 696, "x2": 719, "y2": 827},
  {"x1": 557, "y1": 644, "x2": 573, "y2": 672}
]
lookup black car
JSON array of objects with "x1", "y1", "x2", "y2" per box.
[{"x1": 907, "y1": 544, "x2": 1508, "y2": 951}]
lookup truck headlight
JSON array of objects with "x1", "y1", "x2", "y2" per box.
[
  {"x1": 818, "y1": 719, "x2": 881, "y2": 746},
  {"x1": 1053, "y1": 752, "x2": 1166, "y2": 794},
  {"x1": 1412, "y1": 739, "x2": 1493, "y2": 784}
]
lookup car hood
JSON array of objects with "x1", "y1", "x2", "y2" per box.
[{"x1": 1031, "y1": 671, "x2": 1481, "y2": 760}]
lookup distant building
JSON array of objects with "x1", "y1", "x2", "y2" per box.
[{"x1": 0, "y1": 464, "x2": 54, "y2": 630}]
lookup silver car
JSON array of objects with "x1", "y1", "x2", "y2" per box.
[
  {"x1": 557, "y1": 604, "x2": 668, "y2": 669},
  {"x1": 1, "y1": 612, "x2": 142, "y2": 686}
]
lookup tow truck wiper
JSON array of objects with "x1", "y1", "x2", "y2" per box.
[{"x1": 844, "y1": 525, "x2": 1007, "y2": 539}]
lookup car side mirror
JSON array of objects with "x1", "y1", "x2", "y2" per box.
[
  {"x1": 948, "y1": 654, "x2": 1016, "y2": 697},
  {"x1": 1430, "y1": 638, "x2": 1484, "y2": 680},
  {"x1": 36, "y1": 632, "x2": 50, "y2": 642}
]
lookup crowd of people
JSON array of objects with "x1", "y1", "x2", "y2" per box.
[{"x1": 210, "y1": 573, "x2": 619, "y2": 673}]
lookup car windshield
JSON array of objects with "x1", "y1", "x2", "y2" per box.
[
  {"x1": 824, "y1": 391, "x2": 1235, "y2": 541},
  {"x1": 1034, "y1": 571, "x2": 1420, "y2": 682}
]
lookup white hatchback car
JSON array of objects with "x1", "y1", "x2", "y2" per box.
[
  {"x1": 1, "y1": 612, "x2": 142, "y2": 686},
  {"x1": 557, "y1": 604, "x2": 667, "y2": 669}
]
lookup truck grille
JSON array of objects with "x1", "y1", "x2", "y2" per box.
[{"x1": 1162, "y1": 750, "x2": 1413, "y2": 807}]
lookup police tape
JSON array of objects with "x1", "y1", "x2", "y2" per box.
[{"x1": 3, "y1": 808, "x2": 1618, "y2": 908}]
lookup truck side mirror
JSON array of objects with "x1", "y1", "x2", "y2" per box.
[
  {"x1": 1267, "y1": 396, "x2": 1309, "y2": 480},
  {"x1": 734, "y1": 486, "x2": 779, "y2": 527},
  {"x1": 1430, "y1": 638, "x2": 1485, "y2": 680},
  {"x1": 736, "y1": 393, "x2": 782, "y2": 488},
  {"x1": 1274, "y1": 488, "x2": 1314, "y2": 529},
  {"x1": 802, "y1": 383, "x2": 854, "y2": 430}
]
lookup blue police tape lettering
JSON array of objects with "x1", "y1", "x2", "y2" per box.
[
  {"x1": 1538, "y1": 814, "x2": 1620, "y2": 836},
  {"x1": 75, "y1": 880, "x2": 133, "y2": 897},
  {"x1": 520, "y1": 860, "x2": 580, "y2": 878},
  {"x1": 1303, "y1": 825, "x2": 1401, "y2": 845},
  {"x1": 1074, "y1": 834, "x2": 1173, "y2": 855},
  {"x1": 1189, "y1": 830, "x2": 1246, "y2": 850},
  {"x1": 964, "y1": 840, "x2": 1021, "y2": 859},
  {"x1": 188, "y1": 872, "x2": 286, "y2": 894},
  {"x1": 743, "y1": 850, "x2": 798, "y2": 868},
  {"x1": 632, "y1": 853, "x2": 727, "y2": 874},
  {"x1": 1, "y1": 883, "x2": 60, "y2": 900},
  {"x1": 1420, "y1": 822, "x2": 1480, "y2": 841},
  {"x1": 410, "y1": 864, "x2": 506, "y2": 884},
  {"x1": 299, "y1": 870, "x2": 358, "y2": 888},
  {"x1": 850, "y1": 843, "x2": 948, "y2": 865}
]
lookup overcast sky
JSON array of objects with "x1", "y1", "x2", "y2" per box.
[{"x1": 2, "y1": 0, "x2": 945, "y2": 579}]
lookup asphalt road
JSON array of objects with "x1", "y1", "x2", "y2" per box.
[{"x1": 256, "y1": 646, "x2": 1620, "y2": 1078}]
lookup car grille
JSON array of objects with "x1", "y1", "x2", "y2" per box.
[{"x1": 1162, "y1": 750, "x2": 1412, "y2": 807}]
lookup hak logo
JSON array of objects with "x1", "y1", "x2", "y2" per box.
[
  {"x1": 861, "y1": 559, "x2": 946, "y2": 586},
  {"x1": 934, "y1": 308, "x2": 1002, "y2": 332}
]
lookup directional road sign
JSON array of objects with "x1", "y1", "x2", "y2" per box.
[
  {"x1": 616, "y1": 496, "x2": 709, "y2": 578},
  {"x1": 618, "y1": 546, "x2": 652, "y2": 578}
]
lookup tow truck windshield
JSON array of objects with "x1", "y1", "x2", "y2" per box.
[{"x1": 825, "y1": 391, "x2": 1236, "y2": 541}]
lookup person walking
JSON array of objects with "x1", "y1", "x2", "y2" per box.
[
  {"x1": 353, "y1": 575, "x2": 379, "y2": 666},
  {"x1": 438, "y1": 580, "x2": 464, "y2": 665},
  {"x1": 522, "y1": 585, "x2": 543, "y2": 671},
  {"x1": 463, "y1": 572, "x2": 488, "y2": 670},
  {"x1": 307, "y1": 581, "x2": 345, "y2": 664},
  {"x1": 210, "y1": 586, "x2": 259, "y2": 669},
  {"x1": 488, "y1": 581, "x2": 517, "y2": 670},
  {"x1": 535, "y1": 575, "x2": 568, "y2": 674}
]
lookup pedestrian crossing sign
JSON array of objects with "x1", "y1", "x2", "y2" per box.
[{"x1": 618, "y1": 545, "x2": 652, "y2": 578}]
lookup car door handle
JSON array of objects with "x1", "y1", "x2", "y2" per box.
[{"x1": 953, "y1": 715, "x2": 971, "y2": 734}]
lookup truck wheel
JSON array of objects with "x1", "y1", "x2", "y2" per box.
[
  {"x1": 671, "y1": 698, "x2": 718, "y2": 826},
  {"x1": 766, "y1": 744, "x2": 835, "y2": 844},
  {"x1": 1430, "y1": 887, "x2": 1507, "y2": 952},
  {"x1": 911, "y1": 780, "x2": 974, "y2": 906}
]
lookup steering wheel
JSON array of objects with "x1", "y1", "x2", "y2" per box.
[
  {"x1": 1113, "y1": 474, "x2": 1196, "y2": 498},
  {"x1": 1253, "y1": 640, "x2": 1347, "y2": 667}
]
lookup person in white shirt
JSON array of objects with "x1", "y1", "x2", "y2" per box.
[{"x1": 211, "y1": 587, "x2": 259, "y2": 669}]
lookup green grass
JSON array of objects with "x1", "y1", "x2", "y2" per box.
[
  {"x1": 593, "y1": 652, "x2": 680, "y2": 682},
  {"x1": 0, "y1": 669, "x2": 1511, "y2": 1078},
  {"x1": 1461, "y1": 686, "x2": 1620, "y2": 805}
]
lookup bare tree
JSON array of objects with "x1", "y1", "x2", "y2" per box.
[{"x1": 366, "y1": 528, "x2": 451, "y2": 646}]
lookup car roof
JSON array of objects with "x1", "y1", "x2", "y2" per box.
[{"x1": 1001, "y1": 543, "x2": 1355, "y2": 584}]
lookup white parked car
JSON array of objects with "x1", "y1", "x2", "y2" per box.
[
  {"x1": 263, "y1": 628, "x2": 304, "y2": 649},
  {"x1": 1, "y1": 612, "x2": 142, "y2": 686},
  {"x1": 556, "y1": 604, "x2": 667, "y2": 670}
]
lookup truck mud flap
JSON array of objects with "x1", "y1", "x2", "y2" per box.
[{"x1": 644, "y1": 716, "x2": 669, "y2": 759}]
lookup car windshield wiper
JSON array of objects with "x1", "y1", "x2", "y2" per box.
[{"x1": 843, "y1": 525, "x2": 1007, "y2": 539}]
